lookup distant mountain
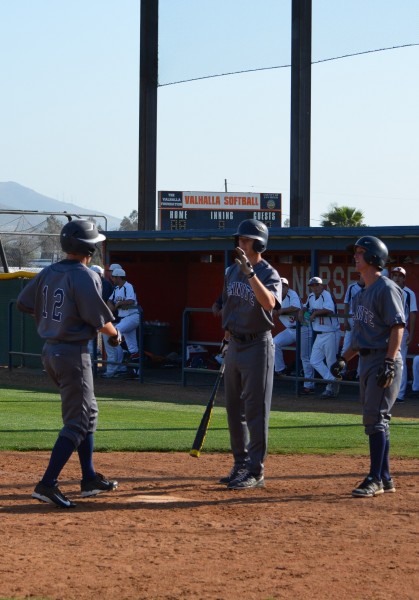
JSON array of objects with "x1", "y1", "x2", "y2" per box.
[{"x1": 0, "y1": 182, "x2": 121, "y2": 231}]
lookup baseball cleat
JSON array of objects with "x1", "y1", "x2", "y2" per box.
[
  {"x1": 274, "y1": 370, "x2": 287, "y2": 379},
  {"x1": 80, "y1": 473, "x2": 118, "y2": 497},
  {"x1": 320, "y1": 390, "x2": 336, "y2": 399},
  {"x1": 300, "y1": 388, "x2": 315, "y2": 395},
  {"x1": 382, "y1": 478, "x2": 396, "y2": 493},
  {"x1": 32, "y1": 481, "x2": 76, "y2": 508},
  {"x1": 352, "y1": 476, "x2": 384, "y2": 498},
  {"x1": 218, "y1": 464, "x2": 246, "y2": 485},
  {"x1": 227, "y1": 469, "x2": 264, "y2": 490}
]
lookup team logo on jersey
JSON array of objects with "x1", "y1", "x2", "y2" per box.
[
  {"x1": 227, "y1": 281, "x2": 255, "y2": 306},
  {"x1": 354, "y1": 305, "x2": 374, "y2": 327}
]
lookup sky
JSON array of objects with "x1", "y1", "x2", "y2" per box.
[{"x1": 0, "y1": 0, "x2": 418, "y2": 227}]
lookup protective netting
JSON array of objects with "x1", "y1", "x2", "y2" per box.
[{"x1": 0, "y1": 215, "x2": 64, "y2": 270}]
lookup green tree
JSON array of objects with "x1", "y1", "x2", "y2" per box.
[
  {"x1": 320, "y1": 204, "x2": 366, "y2": 227},
  {"x1": 4, "y1": 235, "x2": 37, "y2": 268},
  {"x1": 119, "y1": 210, "x2": 138, "y2": 231},
  {"x1": 40, "y1": 215, "x2": 64, "y2": 261}
]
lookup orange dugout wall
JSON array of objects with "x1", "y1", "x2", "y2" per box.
[{"x1": 106, "y1": 248, "x2": 419, "y2": 356}]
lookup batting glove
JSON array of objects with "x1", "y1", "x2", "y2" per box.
[
  {"x1": 330, "y1": 356, "x2": 347, "y2": 379},
  {"x1": 108, "y1": 329, "x2": 122, "y2": 347},
  {"x1": 376, "y1": 358, "x2": 396, "y2": 388},
  {"x1": 220, "y1": 339, "x2": 229, "y2": 358},
  {"x1": 235, "y1": 248, "x2": 255, "y2": 279}
]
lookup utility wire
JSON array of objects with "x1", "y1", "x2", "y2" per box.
[{"x1": 158, "y1": 42, "x2": 419, "y2": 87}]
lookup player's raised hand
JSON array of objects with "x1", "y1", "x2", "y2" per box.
[
  {"x1": 376, "y1": 358, "x2": 396, "y2": 388},
  {"x1": 235, "y1": 247, "x2": 255, "y2": 279}
]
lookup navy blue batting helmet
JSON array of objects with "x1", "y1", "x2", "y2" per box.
[
  {"x1": 234, "y1": 219, "x2": 269, "y2": 253},
  {"x1": 60, "y1": 219, "x2": 106, "y2": 257},
  {"x1": 349, "y1": 235, "x2": 388, "y2": 271}
]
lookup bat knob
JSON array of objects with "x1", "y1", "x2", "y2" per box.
[{"x1": 189, "y1": 449, "x2": 200, "y2": 458}]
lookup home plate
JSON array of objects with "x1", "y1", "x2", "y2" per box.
[{"x1": 129, "y1": 494, "x2": 189, "y2": 503}]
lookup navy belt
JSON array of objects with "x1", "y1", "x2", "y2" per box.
[
  {"x1": 359, "y1": 348, "x2": 387, "y2": 356},
  {"x1": 229, "y1": 331, "x2": 263, "y2": 343}
]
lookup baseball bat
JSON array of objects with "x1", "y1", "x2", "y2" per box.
[{"x1": 189, "y1": 362, "x2": 225, "y2": 458}]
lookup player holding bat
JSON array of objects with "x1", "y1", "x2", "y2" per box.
[{"x1": 218, "y1": 219, "x2": 282, "y2": 489}]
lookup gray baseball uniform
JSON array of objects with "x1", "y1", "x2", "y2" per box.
[
  {"x1": 350, "y1": 276, "x2": 405, "y2": 434},
  {"x1": 17, "y1": 218, "x2": 119, "y2": 508},
  {"x1": 222, "y1": 259, "x2": 282, "y2": 477},
  {"x1": 17, "y1": 260, "x2": 115, "y2": 446}
]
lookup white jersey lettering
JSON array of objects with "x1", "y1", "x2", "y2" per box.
[
  {"x1": 354, "y1": 304, "x2": 374, "y2": 327},
  {"x1": 227, "y1": 281, "x2": 255, "y2": 306}
]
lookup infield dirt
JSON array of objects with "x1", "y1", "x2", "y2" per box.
[{"x1": 0, "y1": 368, "x2": 418, "y2": 599}]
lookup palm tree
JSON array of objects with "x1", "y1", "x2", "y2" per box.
[{"x1": 320, "y1": 204, "x2": 366, "y2": 227}]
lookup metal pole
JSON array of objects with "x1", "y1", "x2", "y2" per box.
[
  {"x1": 290, "y1": 0, "x2": 312, "y2": 227},
  {"x1": 138, "y1": 0, "x2": 158, "y2": 231},
  {"x1": 0, "y1": 236, "x2": 10, "y2": 273}
]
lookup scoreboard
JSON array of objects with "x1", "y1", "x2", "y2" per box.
[{"x1": 158, "y1": 191, "x2": 282, "y2": 230}]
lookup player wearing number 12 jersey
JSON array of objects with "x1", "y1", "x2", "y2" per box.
[{"x1": 17, "y1": 219, "x2": 121, "y2": 508}]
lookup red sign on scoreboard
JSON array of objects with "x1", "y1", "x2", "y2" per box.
[{"x1": 158, "y1": 191, "x2": 282, "y2": 230}]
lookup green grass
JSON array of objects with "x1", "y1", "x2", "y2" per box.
[{"x1": 0, "y1": 388, "x2": 418, "y2": 457}]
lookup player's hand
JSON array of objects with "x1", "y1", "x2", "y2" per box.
[
  {"x1": 108, "y1": 329, "x2": 122, "y2": 347},
  {"x1": 212, "y1": 302, "x2": 222, "y2": 316},
  {"x1": 235, "y1": 248, "x2": 255, "y2": 279},
  {"x1": 220, "y1": 339, "x2": 229, "y2": 358},
  {"x1": 330, "y1": 356, "x2": 347, "y2": 379},
  {"x1": 376, "y1": 358, "x2": 396, "y2": 388}
]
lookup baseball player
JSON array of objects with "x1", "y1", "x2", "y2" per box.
[
  {"x1": 106, "y1": 263, "x2": 122, "y2": 282},
  {"x1": 339, "y1": 275, "x2": 365, "y2": 379},
  {"x1": 103, "y1": 268, "x2": 140, "y2": 377},
  {"x1": 88, "y1": 265, "x2": 114, "y2": 367},
  {"x1": 305, "y1": 277, "x2": 340, "y2": 398},
  {"x1": 341, "y1": 275, "x2": 365, "y2": 356},
  {"x1": 296, "y1": 301, "x2": 316, "y2": 394},
  {"x1": 410, "y1": 353, "x2": 419, "y2": 397},
  {"x1": 17, "y1": 219, "x2": 120, "y2": 508},
  {"x1": 273, "y1": 278, "x2": 302, "y2": 377},
  {"x1": 90, "y1": 264, "x2": 114, "y2": 302},
  {"x1": 332, "y1": 236, "x2": 405, "y2": 497},
  {"x1": 218, "y1": 219, "x2": 282, "y2": 489},
  {"x1": 390, "y1": 266, "x2": 417, "y2": 403}
]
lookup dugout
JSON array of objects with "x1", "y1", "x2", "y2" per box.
[
  {"x1": 3, "y1": 224, "x2": 419, "y2": 377},
  {"x1": 104, "y1": 225, "x2": 419, "y2": 359}
]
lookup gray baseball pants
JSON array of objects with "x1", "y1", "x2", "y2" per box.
[
  {"x1": 358, "y1": 349, "x2": 403, "y2": 435},
  {"x1": 224, "y1": 332, "x2": 274, "y2": 476}
]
